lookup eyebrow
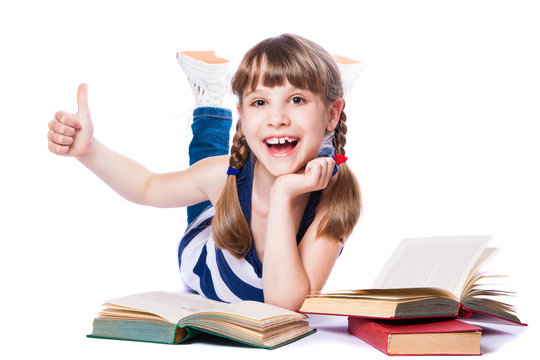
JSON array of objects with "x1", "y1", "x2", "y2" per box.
[
  {"x1": 243, "y1": 89, "x2": 261, "y2": 98},
  {"x1": 244, "y1": 85, "x2": 309, "y2": 99}
]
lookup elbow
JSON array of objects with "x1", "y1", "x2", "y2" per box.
[
  {"x1": 138, "y1": 173, "x2": 161, "y2": 207},
  {"x1": 114, "y1": 173, "x2": 157, "y2": 207},
  {"x1": 264, "y1": 283, "x2": 310, "y2": 311}
]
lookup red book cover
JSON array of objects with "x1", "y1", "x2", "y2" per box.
[{"x1": 348, "y1": 317, "x2": 482, "y2": 356}]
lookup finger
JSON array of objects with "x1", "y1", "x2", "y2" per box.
[
  {"x1": 306, "y1": 158, "x2": 330, "y2": 175},
  {"x1": 325, "y1": 157, "x2": 336, "y2": 178},
  {"x1": 48, "y1": 119, "x2": 76, "y2": 137},
  {"x1": 310, "y1": 158, "x2": 333, "y2": 188},
  {"x1": 319, "y1": 161, "x2": 331, "y2": 186},
  {"x1": 48, "y1": 139, "x2": 69, "y2": 155},
  {"x1": 48, "y1": 130, "x2": 74, "y2": 146},
  {"x1": 55, "y1": 111, "x2": 81, "y2": 129},
  {"x1": 305, "y1": 161, "x2": 322, "y2": 179},
  {"x1": 76, "y1": 83, "x2": 90, "y2": 117},
  {"x1": 323, "y1": 160, "x2": 334, "y2": 184}
]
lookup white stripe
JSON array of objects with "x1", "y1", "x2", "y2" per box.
[
  {"x1": 179, "y1": 204, "x2": 262, "y2": 302},
  {"x1": 187, "y1": 206, "x2": 215, "y2": 230},
  {"x1": 204, "y1": 235, "x2": 243, "y2": 303},
  {"x1": 179, "y1": 226, "x2": 212, "y2": 296},
  {"x1": 221, "y1": 249, "x2": 263, "y2": 289},
  {"x1": 177, "y1": 205, "x2": 216, "y2": 296}
]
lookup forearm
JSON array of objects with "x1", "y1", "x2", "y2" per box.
[
  {"x1": 262, "y1": 193, "x2": 310, "y2": 310},
  {"x1": 77, "y1": 138, "x2": 154, "y2": 205}
]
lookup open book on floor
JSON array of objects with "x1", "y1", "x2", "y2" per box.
[
  {"x1": 299, "y1": 236, "x2": 524, "y2": 325},
  {"x1": 88, "y1": 291, "x2": 315, "y2": 349},
  {"x1": 348, "y1": 317, "x2": 482, "y2": 356}
]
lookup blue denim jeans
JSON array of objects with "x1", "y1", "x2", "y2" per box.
[{"x1": 187, "y1": 107, "x2": 232, "y2": 224}]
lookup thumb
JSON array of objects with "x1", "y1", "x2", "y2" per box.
[{"x1": 76, "y1": 83, "x2": 91, "y2": 118}]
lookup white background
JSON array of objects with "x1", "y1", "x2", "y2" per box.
[{"x1": 1, "y1": 0, "x2": 538, "y2": 358}]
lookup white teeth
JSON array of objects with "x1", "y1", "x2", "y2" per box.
[{"x1": 265, "y1": 137, "x2": 297, "y2": 145}]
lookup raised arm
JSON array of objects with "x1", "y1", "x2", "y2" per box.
[{"x1": 47, "y1": 84, "x2": 228, "y2": 208}]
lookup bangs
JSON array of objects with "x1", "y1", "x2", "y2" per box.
[
  {"x1": 246, "y1": 51, "x2": 325, "y2": 95},
  {"x1": 232, "y1": 34, "x2": 339, "y2": 103}
]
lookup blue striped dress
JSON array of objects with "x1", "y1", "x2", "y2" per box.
[{"x1": 178, "y1": 156, "x2": 322, "y2": 303}]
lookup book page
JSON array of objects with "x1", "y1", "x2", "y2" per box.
[
  {"x1": 105, "y1": 291, "x2": 224, "y2": 323},
  {"x1": 469, "y1": 247, "x2": 499, "y2": 278},
  {"x1": 372, "y1": 236, "x2": 491, "y2": 298},
  {"x1": 105, "y1": 291, "x2": 304, "y2": 324},
  {"x1": 212, "y1": 300, "x2": 305, "y2": 321}
]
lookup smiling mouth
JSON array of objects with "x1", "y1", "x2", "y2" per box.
[{"x1": 264, "y1": 136, "x2": 298, "y2": 154}]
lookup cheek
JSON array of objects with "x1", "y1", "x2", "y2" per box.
[
  {"x1": 240, "y1": 121, "x2": 259, "y2": 150},
  {"x1": 240, "y1": 118, "x2": 252, "y2": 137},
  {"x1": 240, "y1": 110, "x2": 264, "y2": 138}
]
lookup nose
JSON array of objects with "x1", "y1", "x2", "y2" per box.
[{"x1": 266, "y1": 103, "x2": 290, "y2": 128}]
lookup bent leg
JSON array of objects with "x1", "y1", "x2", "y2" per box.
[
  {"x1": 177, "y1": 50, "x2": 232, "y2": 224},
  {"x1": 187, "y1": 107, "x2": 232, "y2": 223}
]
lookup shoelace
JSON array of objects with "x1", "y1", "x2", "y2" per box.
[{"x1": 186, "y1": 74, "x2": 230, "y2": 107}]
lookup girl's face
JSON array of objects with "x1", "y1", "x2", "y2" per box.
[{"x1": 238, "y1": 79, "x2": 342, "y2": 178}]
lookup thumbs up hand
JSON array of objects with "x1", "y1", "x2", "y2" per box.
[{"x1": 48, "y1": 83, "x2": 94, "y2": 158}]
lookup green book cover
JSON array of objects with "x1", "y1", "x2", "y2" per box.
[
  {"x1": 88, "y1": 318, "x2": 316, "y2": 349},
  {"x1": 88, "y1": 291, "x2": 316, "y2": 349}
]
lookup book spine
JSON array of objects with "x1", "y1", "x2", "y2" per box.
[
  {"x1": 90, "y1": 319, "x2": 179, "y2": 344},
  {"x1": 347, "y1": 317, "x2": 390, "y2": 355},
  {"x1": 458, "y1": 303, "x2": 473, "y2": 318}
]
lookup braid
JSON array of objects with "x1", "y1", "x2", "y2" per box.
[
  {"x1": 213, "y1": 120, "x2": 252, "y2": 258},
  {"x1": 332, "y1": 109, "x2": 347, "y2": 156},
  {"x1": 317, "y1": 106, "x2": 361, "y2": 244},
  {"x1": 229, "y1": 121, "x2": 251, "y2": 169}
]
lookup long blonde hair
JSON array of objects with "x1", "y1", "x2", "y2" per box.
[{"x1": 213, "y1": 34, "x2": 361, "y2": 258}]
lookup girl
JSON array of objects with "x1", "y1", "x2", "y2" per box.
[{"x1": 47, "y1": 34, "x2": 362, "y2": 310}]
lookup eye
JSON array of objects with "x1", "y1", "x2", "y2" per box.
[
  {"x1": 251, "y1": 99, "x2": 266, "y2": 107},
  {"x1": 290, "y1": 96, "x2": 306, "y2": 105}
]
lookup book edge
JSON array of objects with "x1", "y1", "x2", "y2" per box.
[
  {"x1": 88, "y1": 323, "x2": 316, "y2": 349},
  {"x1": 185, "y1": 325, "x2": 316, "y2": 349}
]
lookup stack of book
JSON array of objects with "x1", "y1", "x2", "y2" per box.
[{"x1": 298, "y1": 235, "x2": 525, "y2": 355}]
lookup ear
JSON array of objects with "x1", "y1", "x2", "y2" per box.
[
  {"x1": 237, "y1": 104, "x2": 244, "y2": 135},
  {"x1": 326, "y1": 97, "x2": 344, "y2": 132},
  {"x1": 236, "y1": 103, "x2": 242, "y2": 117}
]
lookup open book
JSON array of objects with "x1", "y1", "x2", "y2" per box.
[
  {"x1": 299, "y1": 236, "x2": 523, "y2": 324},
  {"x1": 88, "y1": 291, "x2": 315, "y2": 349}
]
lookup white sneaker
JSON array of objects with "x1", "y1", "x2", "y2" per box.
[
  {"x1": 334, "y1": 55, "x2": 365, "y2": 99},
  {"x1": 177, "y1": 51, "x2": 231, "y2": 108}
]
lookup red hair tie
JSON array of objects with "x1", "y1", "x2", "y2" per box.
[{"x1": 334, "y1": 154, "x2": 348, "y2": 165}]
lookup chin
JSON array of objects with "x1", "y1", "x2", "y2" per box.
[
  {"x1": 266, "y1": 162, "x2": 304, "y2": 178},
  {"x1": 270, "y1": 169, "x2": 295, "y2": 177}
]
